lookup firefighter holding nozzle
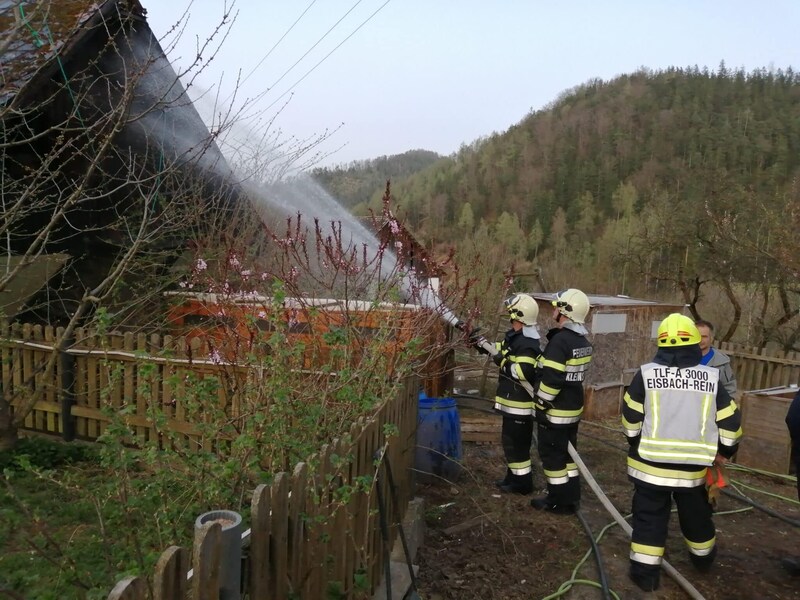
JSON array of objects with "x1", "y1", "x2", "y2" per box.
[
  {"x1": 622, "y1": 313, "x2": 743, "y2": 592},
  {"x1": 530, "y1": 289, "x2": 593, "y2": 515},
  {"x1": 468, "y1": 293, "x2": 541, "y2": 495}
]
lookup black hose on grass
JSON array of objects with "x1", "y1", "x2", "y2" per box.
[{"x1": 574, "y1": 508, "x2": 613, "y2": 600}]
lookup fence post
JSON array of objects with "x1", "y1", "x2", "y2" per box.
[
  {"x1": 192, "y1": 521, "x2": 222, "y2": 600},
  {"x1": 154, "y1": 545, "x2": 189, "y2": 600},
  {"x1": 107, "y1": 576, "x2": 147, "y2": 599},
  {"x1": 60, "y1": 333, "x2": 76, "y2": 442}
]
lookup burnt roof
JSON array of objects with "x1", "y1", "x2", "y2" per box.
[{"x1": 0, "y1": 0, "x2": 145, "y2": 106}]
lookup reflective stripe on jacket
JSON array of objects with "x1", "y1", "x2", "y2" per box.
[
  {"x1": 535, "y1": 327, "x2": 593, "y2": 426},
  {"x1": 638, "y1": 362, "x2": 720, "y2": 465},
  {"x1": 622, "y1": 346, "x2": 743, "y2": 488},
  {"x1": 494, "y1": 328, "x2": 541, "y2": 417}
]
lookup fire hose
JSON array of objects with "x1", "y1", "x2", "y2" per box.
[{"x1": 567, "y1": 442, "x2": 707, "y2": 600}]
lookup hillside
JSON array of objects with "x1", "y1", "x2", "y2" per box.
[
  {"x1": 310, "y1": 149, "x2": 442, "y2": 210},
  {"x1": 315, "y1": 66, "x2": 800, "y2": 348}
]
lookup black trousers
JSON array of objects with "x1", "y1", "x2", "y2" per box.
[
  {"x1": 630, "y1": 483, "x2": 716, "y2": 582},
  {"x1": 536, "y1": 423, "x2": 579, "y2": 505},
  {"x1": 500, "y1": 415, "x2": 533, "y2": 487},
  {"x1": 792, "y1": 437, "x2": 800, "y2": 502}
]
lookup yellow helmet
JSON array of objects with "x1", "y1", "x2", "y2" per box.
[
  {"x1": 552, "y1": 289, "x2": 590, "y2": 324},
  {"x1": 657, "y1": 313, "x2": 701, "y2": 347},
  {"x1": 505, "y1": 293, "x2": 539, "y2": 326}
]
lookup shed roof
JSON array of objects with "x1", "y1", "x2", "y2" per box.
[
  {"x1": 0, "y1": 253, "x2": 70, "y2": 318},
  {"x1": 0, "y1": 0, "x2": 145, "y2": 106},
  {"x1": 530, "y1": 292, "x2": 685, "y2": 309}
]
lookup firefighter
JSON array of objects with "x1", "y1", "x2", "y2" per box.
[
  {"x1": 530, "y1": 288, "x2": 593, "y2": 514},
  {"x1": 470, "y1": 293, "x2": 541, "y2": 494},
  {"x1": 622, "y1": 313, "x2": 743, "y2": 592}
]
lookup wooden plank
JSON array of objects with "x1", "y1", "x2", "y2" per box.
[
  {"x1": 250, "y1": 484, "x2": 272, "y2": 599},
  {"x1": 330, "y1": 438, "x2": 349, "y2": 597},
  {"x1": 311, "y1": 444, "x2": 333, "y2": 599},
  {"x1": 192, "y1": 522, "x2": 222, "y2": 600},
  {"x1": 32, "y1": 325, "x2": 45, "y2": 433},
  {"x1": 289, "y1": 462, "x2": 308, "y2": 595},
  {"x1": 736, "y1": 392, "x2": 793, "y2": 473},
  {"x1": 107, "y1": 576, "x2": 147, "y2": 600},
  {"x1": 86, "y1": 333, "x2": 98, "y2": 439},
  {"x1": 154, "y1": 546, "x2": 189, "y2": 600},
  {"x1": 271, "y1": 472, "x2": 290, "y2": 600},
  {"x1": 135, "y1": 333, "x2": 148, "y2": 443},
  {"x1": 74, "y1": 328, "x2": 88, "y2": 438},
  {"x1": 22, "y1": 323, "x2": 34, "y2": 430}
]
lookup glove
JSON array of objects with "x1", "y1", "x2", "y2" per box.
[
  {"x1": 468, "y1": 328, "x2": 491, "y2": 354},
  {"x1": 705, "y1": 463, "x2": 727, "y2": 510},
  {"x1": 534, "y1": 399, "x2": 554, "y2": 425},
  {"x1": 473, "y1": 336, "x2": 491, "y2": 355}
]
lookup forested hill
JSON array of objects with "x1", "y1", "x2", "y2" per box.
[
  {"x1": 310, "y1": 149, "x2": 441, "y2": 209},
  {"x1": 313, "y1": 66, "x2": 800, "y2": 346}
]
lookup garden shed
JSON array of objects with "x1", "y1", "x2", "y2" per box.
[{"x1": 530, "y1": 293, "x2": 686, "y2": 420}]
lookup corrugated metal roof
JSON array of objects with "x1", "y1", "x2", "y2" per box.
[
  {"x1": 0, "y1": 0, "x2": 143, "y2": 105},
  {"x1": 530, "y1": 292, "x2": 685, "y2": 309}
]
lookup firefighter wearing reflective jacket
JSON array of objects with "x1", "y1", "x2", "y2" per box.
[
  {"x1": 622, "y1": 313, "x2": 743, "y2": 592},
  {"x1": 530, "y1": 288, "x2": 593, "y2": 514},
  {"x1": 472, "y1": 293, "x2": 541, "y2": 494}
]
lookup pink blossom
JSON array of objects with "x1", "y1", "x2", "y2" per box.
[{"x1": 195, "y1": 258, "x2": 208, "y2": 271}]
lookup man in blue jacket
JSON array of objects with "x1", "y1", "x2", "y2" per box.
[{"x1": 782, "y1": 389, "x2": 800, "y2": 576}]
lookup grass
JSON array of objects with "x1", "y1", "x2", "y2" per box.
[{"x1": 0, "y1": 436, "x2": 242, "y2": 599}]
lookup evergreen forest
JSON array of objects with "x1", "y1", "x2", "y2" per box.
[{"x1": 312, "y1": 65, "x2": 800, "y2": 348}]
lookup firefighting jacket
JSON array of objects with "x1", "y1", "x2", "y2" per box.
[
  {"x1": 493, "y1": 327, "x2": 541, "y2": 417},
  {"x1": 534, "y1": 326, "x2": 593, "y2": 427},
  {"x1": 622, "y1": 346, "x2": 743, "y2": 489}
]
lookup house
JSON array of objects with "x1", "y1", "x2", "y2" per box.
[{"x1": 0, "y1": 0, "x2": 236, "y2": 324}]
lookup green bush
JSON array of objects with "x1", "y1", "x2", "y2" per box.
[{"x1": 0, "y1": 436, "x2": 99, "y2": 471}]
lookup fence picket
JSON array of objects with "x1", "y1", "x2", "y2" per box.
[
  {"x1": 250, "y1": 484, "x2": 272, "y2": 599},
  {"x1": 289, "y1": 462, "x2": 308, "y2": 594},
  {"x1": 21, "y1": 324, "x2": 34, "y2": 429},
  {"x1": 86, "y1": 332, "x2": 99, "y2": 439},
  {"x1": 192, "y1": 522, "x2": 222, "y2": 600},
  {"x1": 107, "y1": 576, "x2": 147, "y2": 599},
  {"x1": 271, "y1": 472, "x2": 290, "y2": 600},
  {"x1": 153, "y1": 545, "x2": 189, "y2": 600}
]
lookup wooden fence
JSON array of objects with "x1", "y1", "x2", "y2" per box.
[
  {"x1": 107, "y1": 376, "x2": 418, "y2": 600},
  {"x1": 0, "y1": 322, "x2": 420, "y2": 599},
  {"x1": 0, "y1": 321, "x2": 246, "y2": 446},
  {"x1": 720, "y1": 341, "x2": 800, "y2": 393}
]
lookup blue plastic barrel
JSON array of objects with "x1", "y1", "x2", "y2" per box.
[{"x1": 415, "y1": 392, "x2": 463, "y2": 482}]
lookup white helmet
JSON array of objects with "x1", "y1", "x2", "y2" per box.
[
  {"x1": 505, "y1": 293, "x2": 539, "y2": 326},
  {"x1": 552, "y1": 289, "x2": 590, "y2": 324}
]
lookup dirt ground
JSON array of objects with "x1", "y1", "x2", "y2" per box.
[{"x1": 411, "y1": 417, "x2": 800, "y2": 600}]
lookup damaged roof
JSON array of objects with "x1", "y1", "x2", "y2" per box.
[{"x1": 0, "y1": 0, "x2": 145, "y2": 106}]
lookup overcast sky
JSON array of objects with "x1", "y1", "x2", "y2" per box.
[{"x1": 145, "y1": 1, "x2": 800, "y2": 169}]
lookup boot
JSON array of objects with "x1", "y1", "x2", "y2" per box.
[
  {"x1": 782, "y1": 556, "x2": 800, "y2": 576},
  {"x1": 530, "y1": 496, "x2": 577, "y2": 514},
  {"x1": 629, "y1": 568, "x2": 660, "y2": 592},
  {"x1": 498, "y1": 482, "x2": 533, "y2": 495}
]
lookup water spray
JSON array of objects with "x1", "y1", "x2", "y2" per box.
[{"x1": 400, "y1": 274, "x2": 499, "y2": 357}]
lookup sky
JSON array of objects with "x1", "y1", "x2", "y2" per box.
[{"x1": 145, "y1": 1, "x2": 800, "y2": 169}]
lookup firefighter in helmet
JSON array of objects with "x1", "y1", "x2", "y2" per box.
[
  {"x1": 471, "y1": 293, "x2": 541, "y2": 494},
  {"x1": 530, "y1": 288, "x2": 593, "y2": 514},
  {"x1": 622, "y1": 313, "x2": 743, "y2": 592}
]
